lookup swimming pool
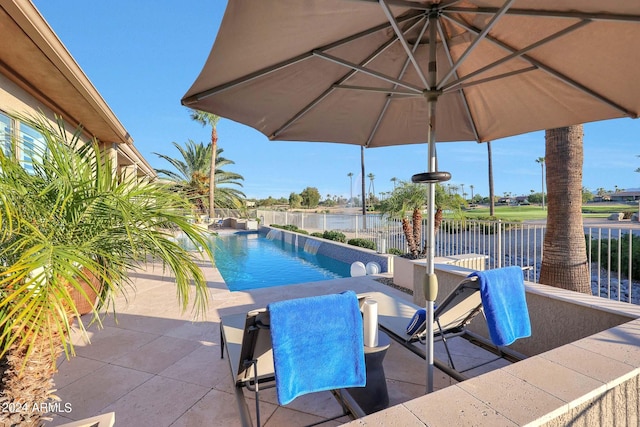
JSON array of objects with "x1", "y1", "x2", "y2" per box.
[{"x1": 210, "y1": 232, "x2": 351, "y2": 291}]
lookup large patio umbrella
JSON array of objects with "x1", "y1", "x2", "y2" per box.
[{"x1": 182, "y1": 0, "x2": 640, "y2": 393}]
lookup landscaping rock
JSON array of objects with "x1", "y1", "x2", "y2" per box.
[{"x1": 608, "y1": 212, "x2": 624, "y2": 221}]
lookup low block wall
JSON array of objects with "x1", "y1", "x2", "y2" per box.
[
  {"x1": 260, "y1": 226, "x2": 393, "y2": 274},
  {"x1": 393, "y1": 256, "x2": 487, "y2": 306}
]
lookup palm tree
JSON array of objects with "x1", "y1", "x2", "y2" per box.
[
  {"x1": 368, "y1": 172, "x2": 375, "y2": 199},
  {"x1": 539, "y1": 125, "x2": 590, "y2": 294},
  {"x1": 0, "y1": 113, "x2": 213, "y2": 425},
  {"x1": 535, "y1": 156, "x2": 545, "y2": 209},
  {"x1": 155, "y1": 141, "x2": 245, "y2": 210},
  {"x1": 347, "y1": 172, "x2": 354, "y2": 205},
  {"x1": 379, "y1": 182, "x2": 427, "y2": 257},
  {"x1": 390, "y1": 176, "x2": 398, "y2": 189},
  {"x1": 155, "y1": 140, "x2": 210, "y2": 212},
  {"x1": 190, "y1": 109, "x2": 220, "y2": 216},
  {"x1": 470, "y1": 184, "x2": 474, "y2": 201}
]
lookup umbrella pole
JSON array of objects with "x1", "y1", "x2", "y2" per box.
[
  {"x1": 423, "y1": 13, "x2": 442, "y2": 394},
  {"x1": 424, "y1": 94, "x2": 438, "y2": 394}
]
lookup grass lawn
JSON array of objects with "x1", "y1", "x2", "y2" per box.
[{"x1": 454, "y1": 204, "x2": 634, "y2": 221}]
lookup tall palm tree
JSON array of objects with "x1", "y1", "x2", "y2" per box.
[
  {"x1": 155, "y1": 141, "x2": 245, "y2": 210},
  {"x1": 535, "y1": 156, "x2": 546, "y2": 209},
  {"x1": 390, "y1": 176, "x2": 398, "y2": 189},
  {"x1": 347, "y1": 172, "x2": 353, "y2": 204},
  {"x1": 0, "y1": 113, "x2": 213, "y2": 425},
  {"x1": 190, "y1": 110, "x2": 220, "y2": 216},
  {"x1": 155, "y1": 140, "x2": 210, "y2": 211},
  {"x1": 539, "y1": 125, "x2": 590, "y2": 294}
]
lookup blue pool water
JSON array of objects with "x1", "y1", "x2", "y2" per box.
[{"x1": 210, "y1": 232, "x2": 350, "y2": 291}]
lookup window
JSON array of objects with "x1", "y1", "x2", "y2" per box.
[
  {"x1": 19, "y1": 122, "x2": 45, "y2": 173},
  {"x1": 0, "y1": 112, "x2": 10, "y2": 156},
  {"x1": 0, "y1": 111, "x2": 46, "y2": 173}
]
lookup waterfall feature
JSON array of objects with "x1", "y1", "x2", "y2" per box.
[
  {"x1": 303, "y1": 239, "x2": 322, "y2": 255},
  {"x1": 266, "y1": 229, "x2": 282, "y2": 240}
]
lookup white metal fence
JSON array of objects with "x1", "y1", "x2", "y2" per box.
[{"x1": 257, "y1": 209, "x2": 640, "y2": 305}]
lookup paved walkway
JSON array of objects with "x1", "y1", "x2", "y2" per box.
[{"x1": 47, "y1": 259, "x2": 505, "y2": 426}]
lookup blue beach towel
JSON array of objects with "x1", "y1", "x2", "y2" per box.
[
  {"x1": 267, "y1": 291, "x2": 366, "y2": 405},
  {"x1": 469, "y1": 266, "x2": 531, "y2": 346}
]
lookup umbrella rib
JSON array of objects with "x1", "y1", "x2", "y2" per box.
[
  {"x1": 446, "y1": 15, "x2": 636, "y2": 118},
  {"x1": 271, "y1": 23, "x2": 417, "y2": 140},
  {"x1": 436, "y1": 21, "x2": 481, "y2": 142},
  {"x1": 337, "y1": 85, "x2": 420, "y2": 96},
  {"x1": 364, "y1": 16, "x2": 430, "y2": 146},
  {"x1": 439, "y1": 19, "x2": 591, "y2": 92},
  {"x1": 447, "y1": 7, "x2": 640, "y2": 23},
  {"x1": 182, "y1": 13, "x2": 422, "y2": 104},
  {"x1": 451, "y1": 66, "x2": 538, "y2": 91},
  {"x1": 438, "y1": 0, "x2": 516, "y2": 90},
  {"x1": 378, "y1": 0, "x2": 429, "y2": 89},
  {"x1": 313, "y1": 51, "x2": 424, "y2": 93}
]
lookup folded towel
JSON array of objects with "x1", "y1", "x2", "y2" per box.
[
  {"x1": 469, "y1": 266, "x2": 531, "y2": 346},
  {"x1": 268, "y1": 291, "x2": 366, "y2": 405}
]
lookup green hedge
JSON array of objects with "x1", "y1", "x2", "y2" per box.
[
  {"x1": 347, "y1": 238, "x2": 376, "y2": 250},
  {"x1": 269, "y1": 224, "x2": 309, "y2": 235},
  {"x1": 322, "y1": 230, "x2": 347, "y2": 243},
  {"x1": 387, "y1": 247, "x2": 404, "y2": 255},
  {"x1": 587, "y1": 233, "x2": 640, "y2": 279}
]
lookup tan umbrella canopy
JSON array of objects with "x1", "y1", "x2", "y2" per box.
[{"x1": 182, "y1": 0, "x2": 640, "y2": 393}]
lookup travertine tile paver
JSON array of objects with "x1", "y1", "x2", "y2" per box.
[
  {"x1": 51, "y1": 364, "x2": 153, "y2": 421},
  {"x1": 342, "y1": 403, "x2": 425, "y2": 426},
  {"x1": 111, "y1": 335, "x2": 201, "y2": 374},
  {"x1": 539, "y1": 343, "x2": 636, "y2": 384},
  {"x1": 402, "y1": 384, "x2": 518, "y2": 427},
  {"x1": 100, "y1": 375, "x2": 209, "y2": 427},
  {"x1": 502, "y1": 356, "x2": 605, "y2": 409},
  {"x1": 456, "y1": 369, "x2": 566, "y2": 425},
  {"x1": 168, "y1": 389, "x2": 243, "y2": 427}
]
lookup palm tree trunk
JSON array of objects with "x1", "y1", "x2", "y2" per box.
[
  {"x1": 539, "y1": 125, "x2": 590, "y2": 293},
  {"x1": 412, "y1": 208, "x2": 422, "y2": 254},
  {"x1": 0, "y1": 329, "x2": 62, "y2": 426},
  {"x1": 402, "y1": 217, "x2": 417, "y2": 256},
  {"x1": 209, "y1": 127, "x2": 218, "y2": 217}
]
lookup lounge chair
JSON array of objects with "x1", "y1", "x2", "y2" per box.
[
  {"x1": 360, "y1": 266, "x2": 530, "y2": 381},
  {"x1": 220, "y1": 291, "x2": 368, "y2": 427}
]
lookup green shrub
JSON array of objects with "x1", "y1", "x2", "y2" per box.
[
  {"x1": 322, "y1": 230, "x2": 347, "y2": 243},
  {"x1": 347, "y1": 238, "x2": 376, "y2": 250},
  {"x1": 310, "y1": 232, "x2": 323, "y2": 238},
  {"x1": 387, "y1": 247, "x2": 404, "y2": 255},
  {"x1": 587, "y1": 233, "x2": 640, "y2": 279},
  {"x1": 270, "y1": 224, "x2": 308, "y2": 234}
]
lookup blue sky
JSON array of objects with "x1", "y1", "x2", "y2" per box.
[{"x1": 33, "y1": 1, "x2": 640, "y2": 201}]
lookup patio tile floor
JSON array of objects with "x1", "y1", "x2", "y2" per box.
[{"x1": 46, "y1": 259, "x2": 509, "y2": 426}]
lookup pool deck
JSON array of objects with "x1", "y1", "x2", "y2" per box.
[{"x1": 47, "y1": 254, "x2": 509, "y2": 426}]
